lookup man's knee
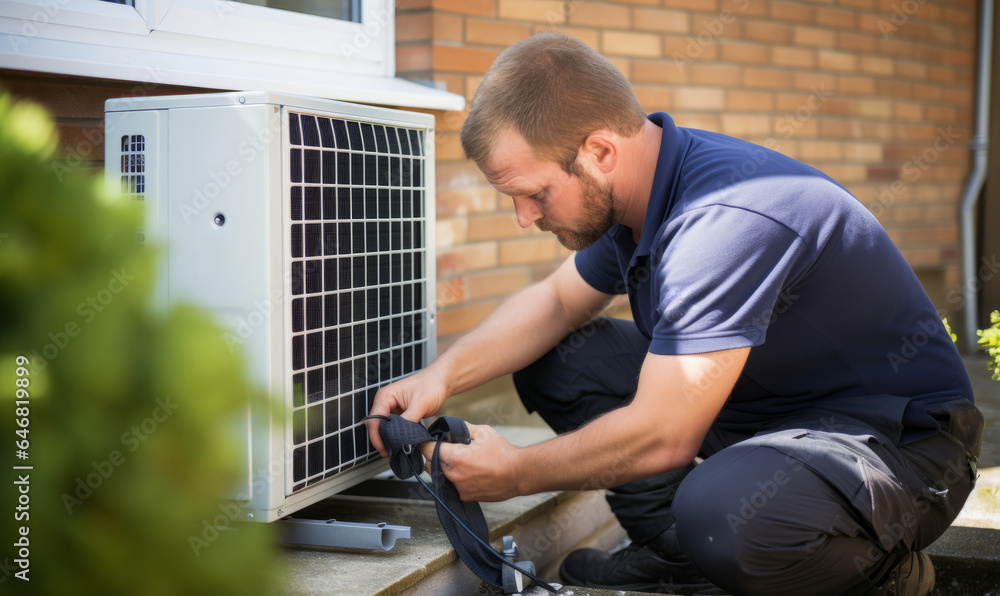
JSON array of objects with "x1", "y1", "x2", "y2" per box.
[{"x1": 673, "y1": 445, "x2": 880, "y2": 595}]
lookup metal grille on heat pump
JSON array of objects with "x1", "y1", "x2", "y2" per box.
[{"x1": 285, "y1": 112, "x2": 429, "y2": 493}]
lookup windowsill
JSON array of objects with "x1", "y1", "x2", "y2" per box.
[{"x1": 0, "y1": 35, "x2": 464, "y2": 111}]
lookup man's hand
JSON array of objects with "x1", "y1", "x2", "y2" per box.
[
  {"x1": 419, "y1": 423, "x2": 521, "y2": 502},
  {"x1": 367, "y1": 367, "x2": 449, "y2": 456}
]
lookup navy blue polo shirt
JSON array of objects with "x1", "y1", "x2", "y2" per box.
[{"x1": 575, "y1": 113, "x2": 973, "y2": 442}]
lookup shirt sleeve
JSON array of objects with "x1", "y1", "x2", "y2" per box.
[
  {"x1": 648, "y1": 205, "x2": 810, "y2": 355},
  {"x1": 574, "y1": 231, "x2": 625, "y2": 295}
]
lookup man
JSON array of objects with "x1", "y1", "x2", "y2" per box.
[{"x1": 367, "y1": 32, "x2": 983, "y2": 595}]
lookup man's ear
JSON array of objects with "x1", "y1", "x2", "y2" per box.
[{"x1": 580, "y1": 131, "x2": 618, "y2": 174}]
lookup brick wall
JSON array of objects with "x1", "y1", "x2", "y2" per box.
[{"x1": 396, "y1": 0, "x2": 980, "y2": 348}]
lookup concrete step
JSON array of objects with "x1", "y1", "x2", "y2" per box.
[{"x1": 280, "y1": 426, "x2": 627, "y2": 596}]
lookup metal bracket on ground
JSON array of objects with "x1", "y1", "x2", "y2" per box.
[
  {"x1": 279, "y1": 518, "x2": 410, "y2": 550},
  {"x1": 502, "y1": 535, "x2": 538, "y2": 595}
]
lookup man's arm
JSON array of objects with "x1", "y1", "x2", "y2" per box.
[
  {"x1": 431, "y1": 346, "x2": 750, "y2": 501},
  {"x1": 367, "y1": 253, "x2": 613, "y2": 455}
]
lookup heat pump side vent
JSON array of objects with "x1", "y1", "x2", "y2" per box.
[{"x1": 120, "y1": 134, "x2": 146, "y2": 246}]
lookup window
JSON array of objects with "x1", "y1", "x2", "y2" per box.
[
  {"x1": 233, "y1": 0, "x2": 360, "y2": 23},
  {"x1": 0, "y1": 0, "x2": 463, "y2": 110}
]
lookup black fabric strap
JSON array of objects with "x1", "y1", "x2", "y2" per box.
[{"x1": 372, "y1": 414, "x2": 556, "y2": 593}]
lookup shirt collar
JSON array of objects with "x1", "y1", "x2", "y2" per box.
[{"x1": 611, "y1": 112, "x2": 687, "y2": 262}]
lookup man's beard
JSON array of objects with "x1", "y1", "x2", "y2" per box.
[{"x1": 537, "y1": 167, "x2": 618, "y2": 251}]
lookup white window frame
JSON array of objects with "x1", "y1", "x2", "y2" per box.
[{"x1": 0, "y1": 0, "x2": 464, "y2": 110}]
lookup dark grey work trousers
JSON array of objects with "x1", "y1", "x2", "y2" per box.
[{"x1": 513, "y1": 317, "x2": 984, "y2": 596}]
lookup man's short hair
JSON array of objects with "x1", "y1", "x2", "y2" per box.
[{"x1": 460, "y1": 32, "x2": 647, "y2": 172}]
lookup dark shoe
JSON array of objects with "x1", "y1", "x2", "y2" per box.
[
  {"x1": 862, "y1": 551, "x2": 935, "y2": 596},
  {"x1": 559, "y1": 528, "x2": 723, "y2": 594}
]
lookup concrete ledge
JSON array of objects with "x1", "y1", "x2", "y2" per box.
[{"x1": 281, "y1": 426, "x2": 621, "y2": 596}]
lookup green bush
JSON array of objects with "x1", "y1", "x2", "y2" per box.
[
  {"x1": 979, "y1": 310, "x2": 1000, "y2": 381},
  {"x1": 0, "y1": 92, "x2": 278, "y2": 593}
]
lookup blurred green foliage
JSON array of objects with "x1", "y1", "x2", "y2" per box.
[
  {"x1": 979, "y1": 310, "x2": 1000, "y2": 381},
  {"x1": 942, "y1": 317, "x2": 958, "y2": 344},
  {"x1": 0, "y1": 91, "x2": 279, "y2": 592}
]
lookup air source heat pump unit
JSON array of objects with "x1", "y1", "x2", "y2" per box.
[{"x1": 105, "y1": 91, "x2": 436, "y2": 526}]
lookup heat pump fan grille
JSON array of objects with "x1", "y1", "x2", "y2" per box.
[{"x1": 286, "y1": 112, "x2": 428, "y2": 493}]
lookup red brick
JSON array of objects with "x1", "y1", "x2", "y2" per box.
[
  {"x1": 815, "y1": 7, "x2": 856, "y2": 28},
  {"x1": 467, "y1": 269, "x2": 532, "y2": 299},
  {"x1": 726, "y1": 90, "x2": 776, "y2": 111},
  {"x1": 794, "y1": 26, "x2": 837, "y2": 48},
  {"x1": 568, "y1": 3, "x2": 630, "y2": 28},
  {"x1": 635, "y1": 86, "x2": 672, "y2": 111},
  {"x1": 436, "y1": 278, "x2": 466, "y2": 306},
  {"x1": 771, "y1": 47, "x2": 816, "y2": 69},
  {"x1": 433, "y1": 0, "x2": 494, "y2": 17},
  {"x1": 634, "y1": 7, "x2": 689, "y2": 34},
  {"x1": 771, "y1": 1, "x2": 813, "y2": 23},
  {"x1": 602, "y1": 31, "x2": 662, "y2": 57},
  {"x1": 467, "y1": 212, "x2": 528, "y2": 241},
  {"x1": 838, "y1": 32, "x2": 876, "y2": 53},
  {"x1": 436, "y1": 186, "x2": 499, "y2": 215},
  {"x1": 432, "y1": 45, "x2": 500, "y2": 73},
  {"x1": 436, "y1": 217, "x2": 468, "y2": 247},
  {"x1": 743, "y1": 68, "x2": 794, "y2": 89},
  {"x1": 396, "y1": 12, "x2": 431, "y2": 42},
  {"x1": 664, "y1": 0, "x2": 717, "y2": 9},
  {"x1": 839, "y1": 75, "x2": 876, "y2": 95},
  {"x1": 720, "y1": 40, "x2": 770, "y2": 64},
  {"x1": 465, "y1": 18, "x2": 531, "y2": 46},
  {"x1": 689, "y1": 64, "x2": 741, "y2": 86},
  {"x1": 498, "y1": 0, "x2": 564, "y2": 23},
  {"x1": 721, "y1": 114, "x2": 772, "y2": 137},
  {"x1": 632, "y1": 59, "x2": 689, "y2": 84},
  {"x1": 665, "y1": 35, "x2": 719, "y2": 63},
  {"x1": 673, "y1": 87, "x2": 725, "y2": 110},
  {"x1": 817, "y1": 50, "x2": 857, "y2": 72},
  {"x1": 499, "y1": 237, "x2": 559, "y2": 265},
  {"x1": 433, "y1": 12, "x2": 464, "y2": 41},
  {"x1": 436, "y1": 300, "x2": 501, "y2": 336},
  {"x1": 437, "y1": 242, "x2": 498, "y2": 275},
  {"x1": 397, "y1": 44, "x2": 432, "y2": 72},
  {"x1": 532, "y1": 25, "x2": 601, "y2": 49},
  {"x1": 744, "y1": 21, "x2": 792, "y2": 44}
]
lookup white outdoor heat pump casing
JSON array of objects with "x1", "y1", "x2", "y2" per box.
[{"x1": 105, "y1": 92, "x2": 436, "y2": 522}]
